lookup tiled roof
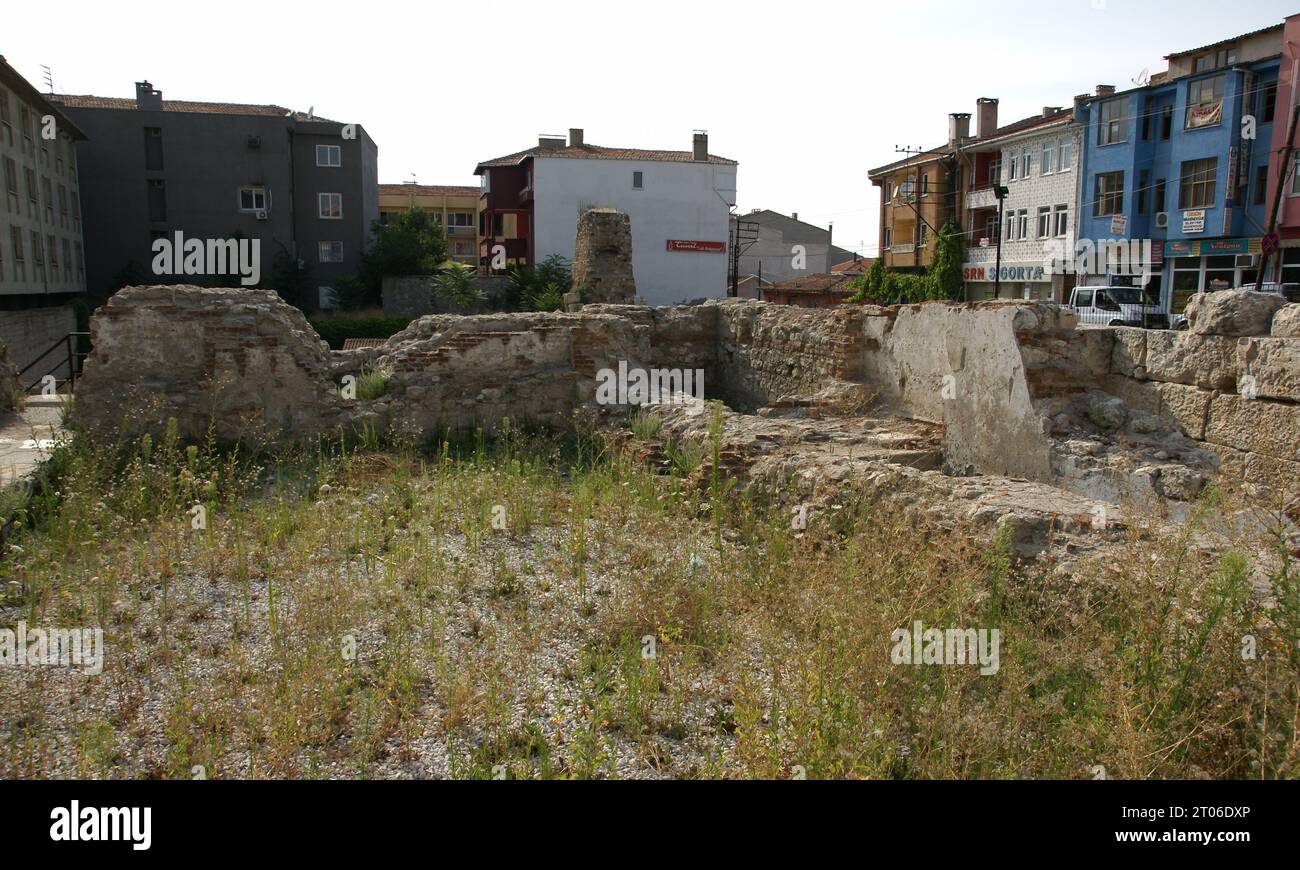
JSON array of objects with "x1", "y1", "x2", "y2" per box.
[
  {"x1": 341, "y1": 338, "x2": 388, "y2": 350},
  {"x1": 766, "y1": 273, "x2": 856, "y2": 294},
  {"x1": 831, "y1": 258, "x2": 875, "y2": 275},
  {"x1": 868, "y1": 146, "x2": 953, "y2": 178},
  {"x1": 475, "y1": 143, "x2": 737, "y2": 173},
  {"x1": 379, "y1": 183, "x2": 480, "y2": 198},
  {"x1": 962, "y1": 108, "x2": 1074, "y2": 150},
  {"x1": 51, "y1": 93, "x2": 332, "y2": 122},
  {"x1": 1165, "y1": 23, "x2": 1283, "y2": 59}
]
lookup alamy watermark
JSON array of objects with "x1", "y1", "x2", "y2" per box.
[
  {"x1": 596, "y1": 361, "x2": 705, "y2": 415},
  {"x1": 151, "y1": 231, "x2": 261, "y2": 286},
  {"x1": 0, "y1": 621, "x2": 104, "y2": 675},
  {"x1": 1042, "y1": 238, "x2": 1156, "y2": 285},
  {"x1": 891, "y1": 621, "x2": 1001, "y2": 676}
]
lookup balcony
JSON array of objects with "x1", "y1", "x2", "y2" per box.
[
  {"x1": 446, "y1": 225, "x2": 475, "y2": 237},
  {"x1": 518, "y1": 186, "x2": 533, "y2": 205},
  {"x1": 966, "y1": 188, "x2": 998, "y2": 211},
  {"x1": 890, "y1": 243, "x2": 916, "y2": 255}
]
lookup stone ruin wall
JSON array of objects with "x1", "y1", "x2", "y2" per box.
[{"x1": 71, "y1": 285, "x2": 1300, "y2": 496}]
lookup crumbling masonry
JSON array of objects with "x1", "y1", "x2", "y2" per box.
[{"x1": 72, "y1": 286, "x2": 1299, "y2": 554}]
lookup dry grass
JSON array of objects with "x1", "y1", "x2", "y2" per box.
[{"x1": 0, "y1": 414, "x2": 1297, "y2": 779}]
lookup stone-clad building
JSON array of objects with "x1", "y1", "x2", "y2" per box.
[{"x1": 0, "y1": 55, "x2": 88, "y2": 382}]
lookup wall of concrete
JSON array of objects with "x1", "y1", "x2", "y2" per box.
[{"x1": 0, "y1": 303, "x2": 77, "y2": 382}]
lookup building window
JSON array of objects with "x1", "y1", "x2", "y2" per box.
[
  {"x1": 1186, "y1": 76, "x2": 1224, "y2": 129},
  {"x1": 1017, "y1": 209, "x2": 1029, "y2": 240},
  {"x1": 1255, "y1": 165, "x2": 1269, "y2": 206},
  {"x1": 1137, "y1": 169, "x2": 1150, "y2": 215},
  {"x1": 1154, "y1": 178, "x2": 1166, "y2": 212},
  {"x1": 1021, "y1": 151, "x2": 1032, "y2": 178},
  {"x1": 1099, "y1": 99, "x2": 1127, "y2": 145},
  {"x1": 1005, "y1": 212, "x2": 1016, "y2": 241},
  {"x1": 42, "y1": 177, "x2": 54, "y2": 224},
  {"x1": 1036, "y1": 206, "x2": 1051, "y2": 238},
  {"x1": 1141, "y1": 98, "x2": 1153, "y2": 140},
  {"x1": 1178, "y1": 157, "x2": 1217, "y2": 209},
  {"x1": 147, "y1": 179, "x2": 167, "y2": 222},
  {"x1": 1160, "y1": 105, "x2": 1173, "y2": 140},
  {"x1": 1008, "y1": 152, "x2": 1019, "y2": 182},
  {"x1": 9, "y1": 226, "x2": 24, "y2": 281},
  {"x1": 1262, "y1": 81, "x2": 1278, "y2": 124},
  {"x1": 319, "y1": 241, "x2": 344, "y2": 263},
  {"x1": 988, "y1": 158, "x2": 1001, "y2": 185},
  {"x1": 985, "y1": 215, "x2": 998, "y2": 243},
  {"x1": 922, "y1": 173, "x2": 930, "y2": 196},
  {"x1": 632, "y1": 170, "x2": 644, "y2": 190},
  {"x1": 144, "y1": 127, "x2": 164, "y2": 171},
  {"x1": 1060, "y1": 141, "x2": 1074, "y2": 172},
  {"x1": 1053, "y1": 205, "x2": 1069, "y2": 238},
  {"x1": 3, "y1": 157, "x2": 16, "y2": 196},
  {"x1": 62, "y1": 237, "x2": 72, "y2": 282},
  {"x1": 884, "y1": 180, "x2": 892, "y2": 200},
  {"x1": 319, "y1": 192, "x2": 342, "y2": 219},
  {"x1": 239, "y1": 186, "x2": 268, "y2": 212},
  {"x1": 1094, "y1": 171, "x2": 1124, "y2": 216},
  {"x1": 316, "y1": 144, "x2": 342, "y2": 167},
  {"x1": 883, "y1": 227, "x2": 892, "y2": 249},
  {"x1": 1041, "y1": 143, "x2": 1055, "y2": 175},
  {"x1": 448, "y1": 211, "x2": 474, "y2": 228}
]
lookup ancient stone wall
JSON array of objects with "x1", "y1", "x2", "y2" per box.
[{"x1": 71, "y1": 285, "x2": 1297, "y2": 496}]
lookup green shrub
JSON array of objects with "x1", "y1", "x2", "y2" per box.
[
  {"x1": 356, "y1": 366, "x2": 391, "y2": 401},
  {"x1": 309, "y1": 314, "x2": 415, "y2": 349}
]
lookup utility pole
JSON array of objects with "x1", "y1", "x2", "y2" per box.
[
  {"x1": 993, "y1": 184, "x2": 1009, "y2": 299},
  {"x1": 1256, "y1": 101, "x2": 1300, "y2": 292}
]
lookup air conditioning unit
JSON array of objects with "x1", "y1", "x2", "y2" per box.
[
  {"x1": 979, "y1": 237, "x2": 990, "y2": 247},
  {"x1": 246, "y1": 135, "x2": 262, "y2": 149},
  {"x1": 1155, "y1": 212, "x2": 1169, "y2": 228},
  {"x1": 1235, "y1": 254, "x2": 1259, "y2": 269},
  {"x1": 254, "y1": 210, "x2": 268, "y2": 221}
]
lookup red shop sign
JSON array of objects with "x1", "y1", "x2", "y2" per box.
[{"x1": 667, "y1": 240, "x2": 727, "y2": 253}]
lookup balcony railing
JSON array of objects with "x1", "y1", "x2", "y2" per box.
[
  {"x1": 966, "y1": 188, "x2": 998, "y2": 210},
  {"x1": 890, "y1": 243, "x2": 916, "y2": 255},
  {"x1": 446, "y1": 225, "x2": 475, "y2": 237}
]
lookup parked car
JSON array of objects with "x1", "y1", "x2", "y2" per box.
[
  {"x1": 1066, "y1": 285, "x2": 1169, "y2": 329},
  {"x1": 1171, "y1": 283, "x2": 1300, "y2": 330}
]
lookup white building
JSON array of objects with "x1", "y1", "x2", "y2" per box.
[
  {"x1": 476, "y1": 129, "x2": 738, "y2": 307},
  {"x1": 960, "y1": 105, "x2": 1083, "y2": 302}
]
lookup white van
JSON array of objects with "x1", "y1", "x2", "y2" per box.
[{"x1": 1066, "y1": 285, "x2": 1169, "y2": 329}]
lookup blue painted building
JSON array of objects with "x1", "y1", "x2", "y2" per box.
[{"x1": 1075, "y1": 24, "x2": 1283, "y2": 315}]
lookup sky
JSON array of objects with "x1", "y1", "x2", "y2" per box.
[{"x1": 5, "y1": 0, "x2": 1298, "y2": 258}]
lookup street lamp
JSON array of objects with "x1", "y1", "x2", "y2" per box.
[{"x1": 993, "y1": 184, "x2": 1009, "y2": 299}]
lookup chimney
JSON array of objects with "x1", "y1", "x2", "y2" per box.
[
  {"x1": 569, "y1": 128, "x2": 584, "y2": 147},
  {"x1": 135, "y1": 80, "x2": 162, "y2": 111},
  {"x1": 1073, "y1": 93, "x2": 1091, "y2": 122},
  {"x1": 949, "y1": 112, "x2": 971, "y2": 146},
  {"x1": 538, "y1": 134, "x2": 565, "y2": 149},
  {"x1": 692, "y1": 131, "x2": 708, "y2": 162},
  {"x1": 791, "y1": 212, "x2": 798, "y2": 221},
  {"x1": 1096, "y1": 84, "x2": 1116, "y2": 97},
  {"x1": 976, "y1": 98, "x2": 999, "y2": 138},
  {"x1": 1042, "y1": 106, "x2": 1061, "y2": 117}
]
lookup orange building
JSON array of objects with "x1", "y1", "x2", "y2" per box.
[{"x1": 377, "y1": 183, "x2": 480, "y2": 266}]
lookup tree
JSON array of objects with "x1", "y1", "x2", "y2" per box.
[
  {"x1": 927, "y1": 221, "x2": 965, "y2": 301},
  {"x1": 363, "y1": 207, "x2": 449, "y2": 281}
]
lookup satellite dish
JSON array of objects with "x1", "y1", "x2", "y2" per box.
[{"x1": 1133, "y1": 67, "x2": 1150, "y2": 87}]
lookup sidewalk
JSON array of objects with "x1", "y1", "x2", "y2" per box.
[{"x1": 0, "y1": 395, "x2": 68, "y2": 486}]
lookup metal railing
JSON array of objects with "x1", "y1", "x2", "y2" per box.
[{"x1": 17, "y1": 332, "x2": 91, "y2": 394}]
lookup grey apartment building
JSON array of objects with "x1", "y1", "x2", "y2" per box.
[
  {"x1": 52, "y1": 81, "x2": 378, "y2": 312},
  {"x1": 0, "y1": 56, "x2": 88, "y2": 381}
]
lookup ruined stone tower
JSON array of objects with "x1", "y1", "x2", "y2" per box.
[{"x1": 571, "y1": 208, "x2": 636, "y2": 304}]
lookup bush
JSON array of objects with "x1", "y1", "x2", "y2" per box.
[{"x1": 309, "y1": 313, "x2": 415, "y2": 349}]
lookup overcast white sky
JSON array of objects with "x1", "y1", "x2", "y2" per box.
[{"x1": 6, "y1": 0, "x2": 1297, "y2": 256}]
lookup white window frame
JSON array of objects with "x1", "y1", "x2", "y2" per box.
[
  {"x1": 1059, "y1": 140, "x2": 1074, "y2": 171},
  {"x1": 1053, "y1": 205, "x2": 1069, "y2": 238},
  {"x1": 1037, "y1": 206, "x2": 1052, "y2": 239},
  {"x1": 1008, "y1": 151, "x2": 1019, "y2": 182},
  {"x1": 319, "y1": 192, "x2": 342, "y2": 219},
  {"x1": 238, "y1": 186, "x2": 268, "y2": 212},
  {"x1": 1041, "y1": 143, "x2": 1055, "y2": 175},
  {"x1": 316, "y1": 144, "x2": 342, "y2": 168},
  {"x1": 318, "y1": 241, "x2": 344, "y2": 263}
]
